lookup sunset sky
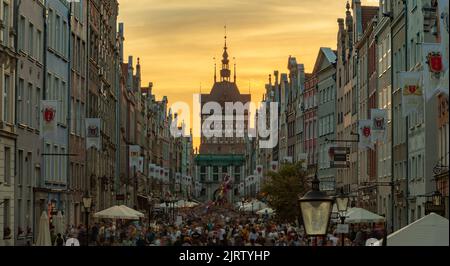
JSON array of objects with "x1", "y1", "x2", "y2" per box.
[
  {"x1": 118, "y1": 0, "x2": 377, "y2": 101},
  {"x1": 118, "y1": 0, "x2": 377, "y2": 147}
]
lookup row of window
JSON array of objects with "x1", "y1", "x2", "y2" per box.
[
  {"x1": 2, "y1": 74, "x2": 11, "y2": 123},
  {"x1": 16, "y1": 150, "x2": 33, "y2": 187},
  {"x1": 17, "y1": 79, "x2": 41, "y2": 128},
  {"x1": 304, "y1": 119, "x2": 316, "y2": 141},
  {"x1": 319, "y1": 114, "x2": 334, "y2": 137},
  {"x1": 378, "y1": 33, "x2": 392, "y2": 77},
  {"x1": 47, "y1": 8, "x2": 69, "y2": 58},
  {"x1": 1, "y1": 1, "x2": 10, "y2": 46},
  {"x1": 70, "y1": 162, "x2": 85, "y2": 191},
  {"x1": 199, "y1": 166, "x2": 241, "y2": 182},
  {"x1": 409, "y1": 154, "x2": 424, "y2": 181},
  {"x1": 319, "y1": 85, "x2": 335, "y2": 105},
  {"x1": 18, "y1": 15, "x2": 43, "y2": 62},
  {"x1": 377, "y1": 142, "x2": 392, "y2": 178},
  {"x1": 70, "y1": 98, "x2": 86, "y2": 137},
  {"x1": 44, "y1": 143, "x2": 67, "y2": 183}
]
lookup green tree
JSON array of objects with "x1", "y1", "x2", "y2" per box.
[{"x1": 261, "y1": 162, "x2": 309, "y2": 223}]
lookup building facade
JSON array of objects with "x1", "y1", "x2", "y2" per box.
[
  {"x1": 0, "y1": 0, "x2": 17, "y2": 246},
  {"x1": 34, "y1": 0, "x2": 70, "y2": 240},
  {"x1": 315, "y1": 48, "x2": 337, "y2": 192},
  {"x1": 14, "y1": 0, "x2": 44, "y2": 245},
  {"x1": 195, "y1": 37, "x2": 250, "y2": 203},
  {"x1": 67, "y1": 0, "x2": 87, "y2": 232},
  {"x1": 374, "y1": 0, "x2": 393, "y2": 228}
]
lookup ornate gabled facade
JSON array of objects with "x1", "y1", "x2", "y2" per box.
[{"x1": 195, "y1": 35, "x2": 250, "y2": 202}]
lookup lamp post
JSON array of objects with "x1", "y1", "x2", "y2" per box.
[
  {"x1": 335, "y1": 187, "x2": 349, "y2": 246},
  {"x1": 82, "y1": 192, "x2": 92, "y2": 247},
  {"x1": 299, "y1": 173, "x2": 334, "y2": 246}
]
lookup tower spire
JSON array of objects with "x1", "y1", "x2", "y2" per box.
[{"x1": 220, "y1": 25, "x2": 231, "y2": 82}]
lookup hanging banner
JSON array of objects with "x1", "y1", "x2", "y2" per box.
[
  {"x1": 423, "y1": 43, "x2": 447, "y2": 100},
  {"x1": 155, "y1": 166, "x2": 161, "y2": 180},
  {"x1": 359, "y1": 120, "x2": 373, "y2": 150},
  {"x1": 148, "y1": 164, "x2": 155, "y2": 178},
  {"x1": 164, "y1": 169, "x2": 169, "y2": 181},
  {"x1": 129, "y1": 145, "x2": 141, "y2": 169},
  {"x1": 399, "y1": 71, "x2": 422, "y2": 117},
  {"x1": 138, "y1": 157, "x2": 144, "y2": 173},
  {"x1": 40, "y1": 100, "x2": 58, "y2": 139},
  {"x1": 85, "y1": 118, "x2": 101, "y2": 150},
  {"x1": 438, "y1": 0, "x2": 449, "y2": 97},
  {"x1": 370, "y1": 109, "x2": 387, "y2": 143},
  {"x1": 256, "y1": 165, "x2": 263, "y2": 176},
  {"x1": 270, "y1": 161, "x2": 279, "y2": 172},
  {"x1": 159, "y1": 167, "x2": 164, "y2": 181}
]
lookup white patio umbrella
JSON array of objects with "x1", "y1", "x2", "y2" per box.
[
  {"x1": 65, "y1": 238, "x2": 80, "y2": 246},
  {"x1": 256, "y1": 207, "x2": 275, "y2": 216},
  {"x1": 54, "y1": 211, "x2": 65, "y2": 236},
  {"x1": 374, "y1": 213, "x2": 449, "y2": 246},
  {"x1": 344, "y1": 208, "x2": 385, "y2": 223},
  {"x1": 119, "y1": 205, "x2": 145, "y2": 218},
  {"x1": 93, "y1": 205, "x2": 139, "y2": 220},
  {"x1": 35, "y1": 211, "x2": 52, "y2": 246}
]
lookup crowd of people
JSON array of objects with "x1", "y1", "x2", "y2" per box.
[{"x1": 53, "y1": 203, "x2": 384, "y2": 246}]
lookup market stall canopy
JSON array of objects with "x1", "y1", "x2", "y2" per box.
[
  {"x1": 54, "y1": 211, "x2": 65, "y2": 236},
  {"x1": 239, "y1": 199, "x2": 267, "y2": 212},
  {"x1": 175, "y1": 200, "x2": 199, "y2": 208},
  {"x1": 375, "y1": 213, "x2": 449, "y2": 246},
  {"x1": 35, "y1": 211, "x2": 51, "y2": 246},
  {"x1": 119, "y1": 205, "x2": 145, "y2": 218},
  {"x1": 93, "y1": 205, "x2": 139, "y2": 220},
  {"x1": 256, "y1": 207, "x2": 275, "y2": 216},
  {"x1": 65, "y1": 238, "x2": 80, "y2": 246},
  {"x1": 344, "y1": 208, "x2": 385, "y2": 223}
]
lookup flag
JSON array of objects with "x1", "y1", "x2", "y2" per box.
[
  {"x1": 439, "y1": 0, "x2": 449, "y2": 70},
  {"x1": 423, "y1": 43, "x2": 447, "y2": 100},
  {"x1": 359, "y1": 120, "x2": 373, "y2": 149},
  {"x1": 85, "y1": 118, "x2": 101, "y2": 150},
  {"x1": 438, "y1": 0, "x2": 449, "y2": 96},
  {"x1": 138, "y1": 157, "x2": 144, "y2": 173},
  {"x1": 399, "y1": 71, "x2": 422, "y2": 117},
  {"x1": 270, "y1": 161, "x2": 279, "y2": 172},
  {"x1": 40, "y1": 100, "x2": 58, "y2": 139},
  {"x1": 371, "y1": 109, "x2": 387, "y2": 143},
  {"x1": 164, "y1": 169, "x2": 169, "y2": 181},
  {"x1": 129, "y1": 145, "x2": 140, "y2": 169},
  {"x1": 148, "y1": 164, "x2": 155, "y2": 178},
  {"x1": 155, "y1": 166, "x2": 161, "y2": 180},
  {"x1": 256, "y1": 165, "x2": 263, "y2": 176}
]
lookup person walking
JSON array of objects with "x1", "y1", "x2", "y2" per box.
[{"x1": 55, "y1": 233, "x2": 65, "y2": 246}]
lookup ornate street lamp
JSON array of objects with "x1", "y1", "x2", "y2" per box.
[
  {"x1": 335, "y1": 187, "x2": 349, "y2": 246},
  {"x1": 82, "y1": 191, "x2": 92, "y2": 247},
  {"x1": 299, "y1": 174, "x2": 334, "y2": 240},
  {"x1": 432, "y1": 190, "x2": 443, "y2": 207},
  {"x1": 336, "y1": 188, "x2": 349, "y2": 213}
]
